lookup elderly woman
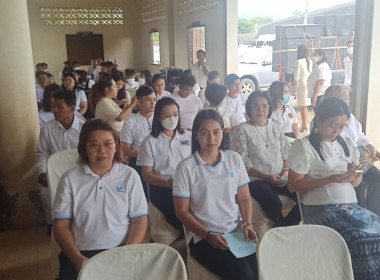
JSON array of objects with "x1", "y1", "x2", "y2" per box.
[
  {"x1": 232, "y1": 91, "x2": 300, "y2": 227},
  {"x1": 53, "y1": 119, "x2": 148, "y2": 280},
  {"x1": 62, "y1": 73, "x2": 88, "y2": 115},
  {"x1": 288, "y1": 97, "x2": 380, "y2": 279},
  {"x1": 91, "y1": 74, "x2": 137, "y2": 132}
]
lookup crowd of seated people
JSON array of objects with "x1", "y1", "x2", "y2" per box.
[{"x1": 33, "y1": 54, "x2": 380, "y2": 280}]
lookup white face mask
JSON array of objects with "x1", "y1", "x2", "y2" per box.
[
  {"x1": 347, "y1": 47, "x2": 354, "y2": 55},
  {"x1": 138, "y1": 78, "x2": 146, "y2": 85},
  {"x1": 311, "y1": 56, "x2": 318, "y2": 63},
  {"x1": 127, "y1": 79, "x2": 134, "y2": 85},
  {"x1": 161, "y1": 116, "x2": 179, "y2": 131}
]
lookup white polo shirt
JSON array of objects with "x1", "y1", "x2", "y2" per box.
[
  {"x1": 270, "y1": 106, "x2": 298, "y2": 134},
  {"x1": 200, "y1": 106, "x2": 240, "y2": 129},
  {"x1": 74, "y1": 89, "x2": 88, "y2": 111},
  {"x1": 120, "y1": 112, "x2": 154, "y2": 153},
  {"x1": 173, "y1": 150, "x2": 250, "y2": 244},
  {"x1": 225, "y1": 93, "x2": 247, "y2": 123},
  {"x1": 340, "y1": 113, "x2": 371, "y2": 147},
  {"x1": 137, "y1": 130, "x2": 192, "y2": 180},
  {"x1": 37, "y1": 116, "x2": 84, "y2": 174},
  {"x1": 170, "y1": 93, "x2": 202, "y2": 130},
  {"x1": 173, "y1": 84, "x2": 201, "y2": 96},
  {"x1": 307, "y1": 62, "x2": 332, "y2": 98},
  {"x1": 36, "y1": 84, "x2": 44, "y2": 103},
  {"x1": 52, "y1": 163, "x2": 148, "y2": 251},
  {"x1": 155, "y1": 90, "x2": 172, "y2": 101}
]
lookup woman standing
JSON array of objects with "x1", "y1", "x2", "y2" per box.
[
  {"x1": 91, "y1": 74, "x2": 136, "y2": 132},
  {"x1": 174, "y1": 109, "x2": 258, "y2": 280},
  {"x1": 62, "y1": 73, "x2": 88, "y2": 116},
  {"x1": 53, "y1": 119, "x2": 148, "y2": 280},
  {"x1": 232, "y1": 91, "x2": 300, "y2": 227},
  {"x1": 288, "y1": 98, "x2": 380, "y2": 280},
  {"x1": 269, "y1": 81, "x2": 299, "y2": 139},
  {"x1": 137, "y1": 98, "x2": 191, "y2": 232},
  {"x1": 293, "y1": 44, "x2": 312, "y2": 132},
  {"x1": 307, "y1": 49, "x2": 332, "y2": 110}
]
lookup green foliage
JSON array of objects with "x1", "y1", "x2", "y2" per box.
[
  {"x1": 292, "y1": 10, "x2": 304, "y2": 17},
  {"x1": 151, "y1": 32, "x2": 159, "y2": 43},
  {"x1": 238, "y1": 17, "x2": 273, "y2": 34}
]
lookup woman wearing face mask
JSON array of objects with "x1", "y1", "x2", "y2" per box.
[
  {"x1": 139, "y1": 70, "x2": 153, "y2": 88},
  {"x1": 269, "y1": 81, "x2": 299, "y2": 139},
  {"x1": 137, "y1": 98, "x2": 192, "y2": 233},
  {"x1": 307, "y1": 49, "x2": 332, "y2": 110}
]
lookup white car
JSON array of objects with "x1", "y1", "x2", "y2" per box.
[{"x1": 237, "y1": 46, "x2": 279, "y2": 96}]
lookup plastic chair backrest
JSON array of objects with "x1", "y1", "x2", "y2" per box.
[
  {"x1": 257, "y1": 225, "x2": 354, "y2": 280},
  {"x1": 77, "y1": 243, "x2": 188, "y2": 280},
  {"x1": 47, "y1": 149, "x2": 79, "y2": 204}
]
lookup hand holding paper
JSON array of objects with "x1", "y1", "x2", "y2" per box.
[{"x1": 223, "y1": 231, "x2": 257, "y2": 258}]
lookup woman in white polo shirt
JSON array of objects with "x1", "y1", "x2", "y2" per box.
[
  {"x1": 173, "y1": 109, "x2": 258, "y2": 280},
  {"x1": 137, "y1": 98, "x2": 191, "y2": 232},
  {"x1": 268, "y1": 81, "x2": 299, "y2": 139},
  {"x1": 288, "y1": 98, "x2": 380, "y2": 279},
  {"x1": 62, "y1": 73, "x2": 88, "y2": 116},
  {"x1": 53, "y1": 119, "x2": 148, "y2": 280}
]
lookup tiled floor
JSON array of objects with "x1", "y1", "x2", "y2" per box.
[{"x1": 0, "y1": 226, "x2": 52, "y2": 280}]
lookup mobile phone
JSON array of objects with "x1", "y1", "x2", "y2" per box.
[
  {"x1": 354, "y1": 170, "x2": 364, "y2": 174},
  {"x1": 277, "y1": 178, "x2": 288, "y2": 184}
]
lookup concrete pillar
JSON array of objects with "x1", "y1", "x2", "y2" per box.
[
  {"x1": 0, "y1": 1, "x2": 39, "y2": 199},
  {"x1": 225, "y1": 0, "x2": 238, "y2": 75}
]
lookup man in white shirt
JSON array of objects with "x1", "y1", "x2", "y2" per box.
[
  {"x1": 191, "y1": 50, "x2": 210, "y2": 89},
  {"x1": 224, "y1": 74, "x2": 248, "y2": 123},
  {"x1": 37, "y1": 90, "x2": 85, "y2": 235},
  {"x1": 171, "y1": 74, "x2": 202, "y2": 131},
  {"x1": 344, "y1": 41, "x2": 354, "y2": 87},
  {"x1": 120, "y1": 85, "x2": 156, "y2": 200},
  {"x1": 86, "y1": 59, "x2": 97, "y2": 79},
  {"x1": 36, "y1": 71, "x2": 49, "y2": 109}
]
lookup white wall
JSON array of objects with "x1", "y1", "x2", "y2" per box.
[{"x1": 27, "y1": 0, "x2": 140, "y2": 78}]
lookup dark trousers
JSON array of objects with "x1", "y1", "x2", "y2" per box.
[
  {"x1": 189, "y1": 239, "x2": 258, "y2": 280},
  {"x1": 58, "y1": 249, "x2": 106, "y2": 280},
  {"x1": 149, "y1": 184, "x2": 184, "y2": 233},
  {"x1": 284, "y1": 132, "x2": 295, "y2": 138},
  {"x1": 363, "y1": 166, "x2": 380, "y2": 215},
  {"x1": 312, "y1": 95, "x2": 324, "y2": 113},
  {"x1": 249, "y1": 180, "x2": 300, "y2": 226},
  {"x1": 128, "y1": 158, "x2": 148, "y2": 201}
]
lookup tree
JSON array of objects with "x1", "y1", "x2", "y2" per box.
[
  {"x1": 292, "y1": 10, "x2": 303, "y2": 17},
  {"x1": 238, "y1": 17, "x2": 273, "y2": 35},
  {"x1": 238, "y1": 18, "x2": 253, "y2": 34}
]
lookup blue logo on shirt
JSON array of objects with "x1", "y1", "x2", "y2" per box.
[
  {"x1": 115, "y1": 186, "x2": 124, "y2": 192},
  {"x1": 230, "y1": 171, "x2": 235, "y2": 177}
]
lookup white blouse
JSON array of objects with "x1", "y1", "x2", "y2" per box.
[
  {"x1": 288, "y1": 137, "x2": 359, "y2": 205},
  {"x1": 232, "y1": 120, "x2": 290, "y2": 180}
]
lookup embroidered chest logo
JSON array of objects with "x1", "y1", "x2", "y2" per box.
[
  {"x1": 180, "y1": 140, "x2": 190, "y2": 146},
  {"x1": 115, "y1": 186, "x2": 124, "y2": 192},
  {"x1": 230, "y1": 171, "x2": 235, "y2": 177},
  {"x1": 288, "y1": 113, "x2": 294, "y2": 119}
]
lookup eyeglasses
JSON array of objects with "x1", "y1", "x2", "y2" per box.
[
  {"x1": 87, "y1": 141, "x2": 117, "y2": 152},
  {"x1": 251, "y1": 104, "x2": 270, "y2": 110},
  {"x1": 324, "y1": 121, "x2": 348, "y2": 131}
]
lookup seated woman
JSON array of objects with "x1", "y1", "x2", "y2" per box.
[
  {"x1": 137, "y1": 98, "x2": 191, "y2": 233},
  {"x1": 39, "y1": 84, "x2": 61, "y2": 127},
  {"x1": 62, "y1": 73, "x2": 88, "y2": 116},
  {"x1": 202, "y1": 83, "x2": 239, "y2": 150},
  {"x1": 288, "y1": 97, "x2": 380, "y2": 279},
  {"x1": 152, "y1": 73, "x2": 171, "y2": 101},
  {"x1": 91, "y1": 74, "x2": 137, "y2": 132},
  {"x1": 174, "y1": 109, "x2": 258, "y2": 280},
  {"x1": 198, "y1": 70, "x2": 221, "y2": 107},
  {"x1": 323, "y1": 84, "x2": 380, "y2": 215},
  {"x1": 268, "y1": 81, "x2": 299, "y2": 139},
  {"x1": 53, "y1": 119, "x2": 148, "y2": 280},
  {"x1": 139, "y1": 70, "x2": 153, "y2": 87},
  {"x1": 232, "y1": 91, "x2": 300, "y2": 227}
]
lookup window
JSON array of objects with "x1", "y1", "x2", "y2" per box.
[
  {"x1": 40, "y1": 7, "x2": 124, "y2": 26},
  {"x1": 150, "y1": 31, "x2": 161, "y2": 65},
  {"x1": 187, "y1": 26, "x2": 206, "y2": 67}
]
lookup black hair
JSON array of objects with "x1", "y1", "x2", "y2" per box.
[
  {"x1": 90, "y1": 73, "x2": 114, "y2": 109},
  {"x1": 347, "y1": 40, "x2": 354, "y2": 46},
  {"x1": 74, "y1": 70, "x2": 87, "y2": 83},
  {"x1": 245, "y1": 91, "x2": 272, "y2": 119},
  {"x1": 269, "y1": 81, "x2": 287, "y2": 109},
  {"x1": 310, "y1": 97, "x2": 351, "y2": 161},
  {"x1": 314, "y1": 49, "x2": 328, "y2": 63},
  {"x1": 205, "y1": 83, "x2": 227, "y2": 106},
  {"x1": 36, "y1": 71, "x2": 48, "y2": 79},
  {"x1": 36, "y1": 63, "x2": 43, "y2": 69},
  {"x1": 46, "y1": 73, "x2": 54, "y2": 78},
  {"x1": 179, "y1": 73, "x2": 196, "y2": 87},
  {"x1": 197, "y1": 49, "x2": 206, "y2": 56},
  {"x1": 151, "y1": 98, "x2": 183, "y2": 138},
  {"x1": 52, "y1": 89, "x2": 76, "y2": 107},
  {"x1": 100, "y1": 62, "x2": 107, "y2": 67},
  {"x1": 224, "y1": 74, "x2": 240, "y2": 87},
  {"x1": 125, "y1": 68, "x2": 136, "y2": 76},
  {"x1": 41, "y1": 63, "x2": 48, "y2": 68},
  {"x1": 152, "y1": 73, "x2": 166, "y2": 85},
  {"x1": 297, "y1": 44, "x2": 311, "y2": 72},
  {"x1": 106, "y1": 61, "x2": 114, "y2": 68},
  {"x1": 183, "y1": 69, "x2": 192, "y2": 75},
  {"x1": 42, "y1": 84, "x2": 61, "y2": 112},
  {"x1": 62, "y1": 73, "x2": 78, "y2": 92},
  {"x1": 191, "y1": 109, "x2": 224, "y2": 154},
  {"x1": 111, "y1": 69, "x2": 127, "y2": 101},
  {"x1": 207, "y1": 71, "x2": 220, "y2": 86},
  {"x1": 136, "y1": 85, "x2": 155, "y2": 99},
  {"x1": 140, "y1": 70, "x2": 153, "y2": 87}
]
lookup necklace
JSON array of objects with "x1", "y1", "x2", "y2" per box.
[{"x1": 254, "y1": 124, "x2": 269, "y2": 148}]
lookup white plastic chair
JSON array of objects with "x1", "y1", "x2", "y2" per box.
[
  {"x1": 46, "y1": 149, "x2": 79, "y2": 279},
  {"x1": 257, "y1": 225, "x2": 354, "y2": 280},
  {"x1": 77, "y1": 243, "x2": 188, "y2": 280},
  {"x1": 252, "y1": 196, "x2": 297, "y2": 238}
]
